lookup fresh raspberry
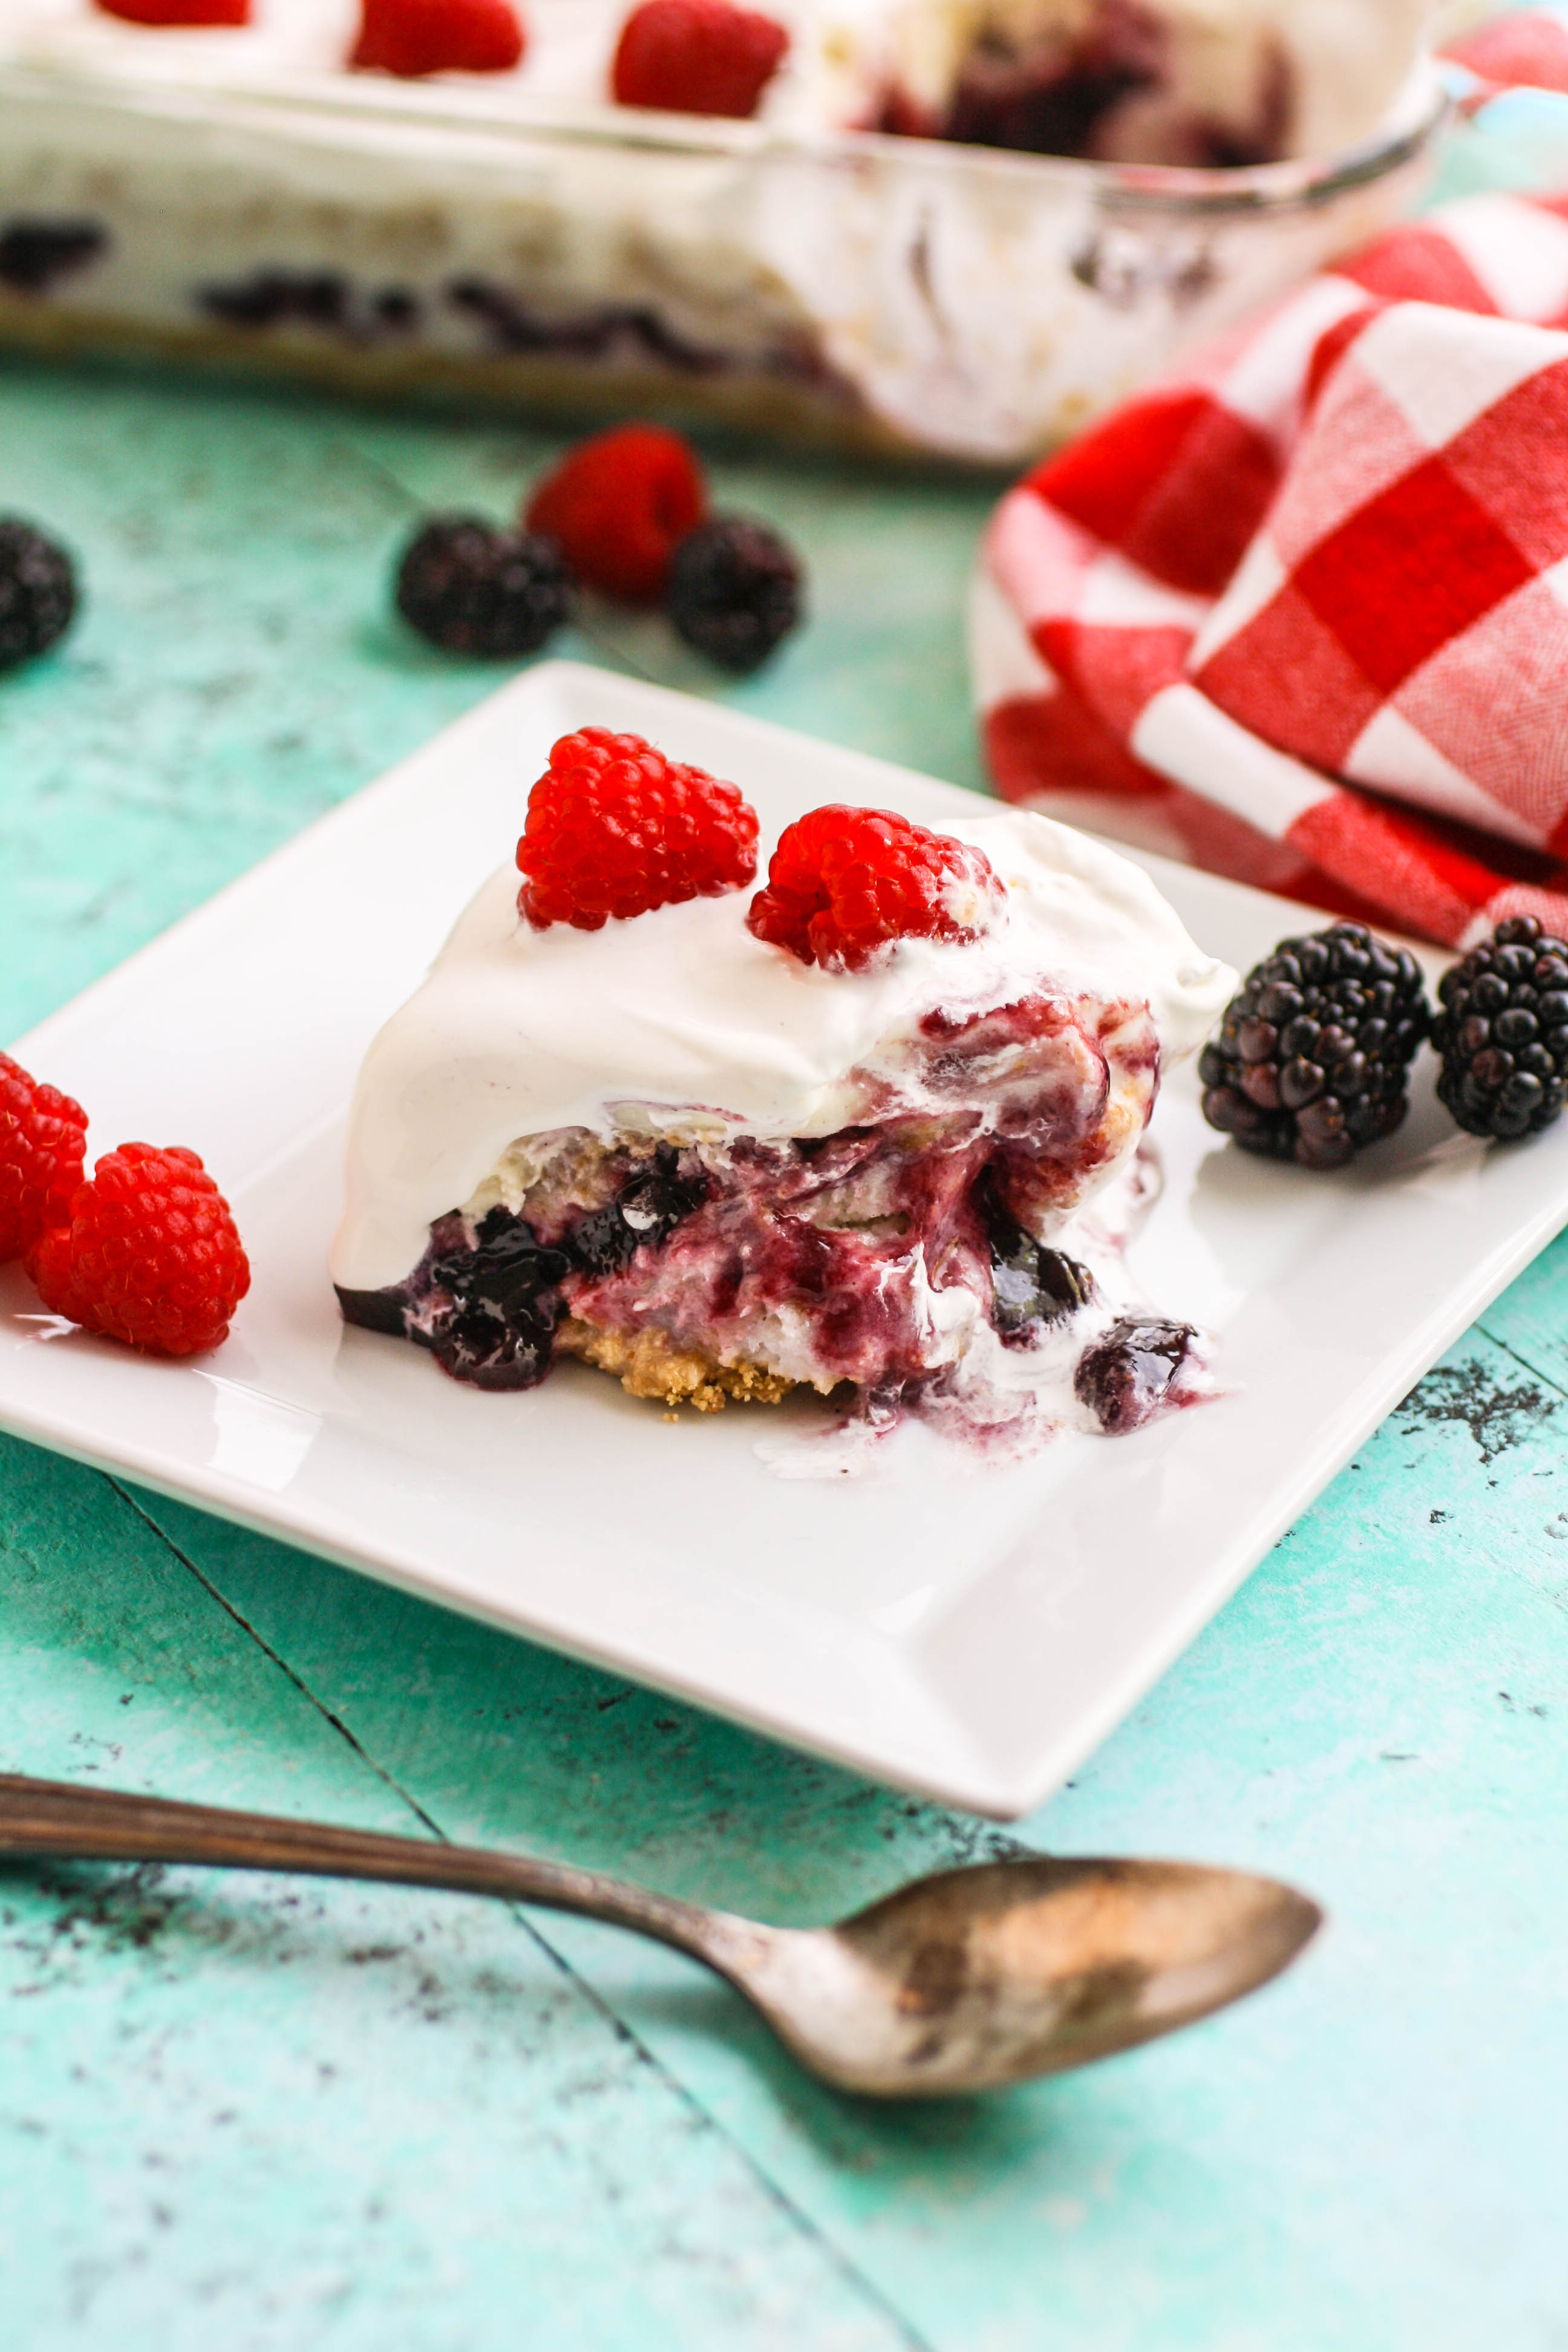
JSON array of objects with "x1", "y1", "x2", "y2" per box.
[
  {"x1": 748, "y1": 806, "x2": 1003, "y2": 972},
  {"x1": 27, "y1": 1142, "x2": 250, "y2": 1357},
  {"x1": 612, "y1": 0, "x2": 789, "y2": 118},
  {"x1": 0, "y1": 1054, "x2": 87, "y2": 1264},
  {"x1": 95, "y1": 0, "x2": 249, "y2": 19},
  {"x1": 350, "y1": 0, "x2": 524, "y2": 77},
  {"x1": 516, "y1": 727, "x2": 758, "y2": 930},
  {"x1": 524, "y1": 424, "x2": 705, "y2": 603}
]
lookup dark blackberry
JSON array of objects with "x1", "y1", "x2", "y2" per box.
[
  {"x1": 665, "y1": 514, "x2": 802, "y2": 673},
  {"x1": 426, "y1": 1207, "x2": 572, "y2": 1390},
  {"x1": 1432, "y1": 915, "x2": 1568, "y2": 1142},
  {"x1": 1200, "y1": 921, "x2": 1429, "y2": 1171},
  {"x1": 567, "y1": 1143, "x2": 708, "y2": 1278},
  {"x1": 394, "y1": 514, "x2": 571, "y2": 658},
  {"x1": 1074, "y1": 1317, "x2": 1197, "y2": 1434},
  {"x1": 0, "y1": 518, "x2": 77, "y2": 672},
  {"x1": 974, "y1": 1166, "x2": 1097, "y2": 1341}
]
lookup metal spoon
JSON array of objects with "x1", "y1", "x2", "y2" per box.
[{"x1": 0, "y1": 1772, "x2": 1319, "y2": 2097}]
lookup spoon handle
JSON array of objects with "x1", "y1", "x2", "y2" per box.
[{"x1": 0, "y1": 1772, "x2": 736, "y2": 1968}]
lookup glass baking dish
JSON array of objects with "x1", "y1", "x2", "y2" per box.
[{"x1": 0, "y1": 50, "x2": 1447, "y2": 463}]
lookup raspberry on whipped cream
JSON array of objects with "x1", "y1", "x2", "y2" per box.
[
  {"x1": 332, "y1": 794, "x2": 1235, "y2": 1451},
  {"x1": 515, "y1": 726, "x2": 759, "y2": 930},
  {"x1": 350, "y1": 0, "x2": 525, "y2": 77}
]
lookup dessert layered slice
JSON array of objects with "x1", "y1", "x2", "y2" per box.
[{"x1": 330, "y1": 727, "x2": 1233, "y2": 1449}]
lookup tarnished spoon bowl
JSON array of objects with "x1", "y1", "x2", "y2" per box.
[{"x1": 0, "y1": 1774, "x2": 1319, "y2": 2098}]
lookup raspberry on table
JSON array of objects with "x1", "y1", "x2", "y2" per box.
[
  {"x1": 94, "y1": 0, "x2": 249, "y2": 19},
  {"x1": 747, "y1": 806, "x2": 1004, "y2": 973},
  {"x1": 0, "y1": 1054, "x2": 87, "y2": 1265},
  {"x1": 394, "y1": 515, "x2": 570, "y2": 656},
  {"x1": 666, "y1": 514, "x2": 801, "y2": 671},
  {"x1": 27, "y1": 1142, "x2": 250, "y2": 1357},
  {"x1": 612, "y1": 0, "x2": 789, "y2": 117},
  {"x1": 516, "y1": 726, "x2": 759, "y2": 930},
  {"x1": 1200, "y1": 921, "x2": 1429, "y2": 1171},
  {"x1": 1432, "y1": 915, "x2": 1568, "y2": 1141},
  {"x1": 524, "y1": 424, "x2": 706, "y2": 603},
  {"x1": 351, "y1": 0, "x2": 524, "y2": 77},
  {"x1": 0, "y1": 518, "x2": 77, "y2": 674}
]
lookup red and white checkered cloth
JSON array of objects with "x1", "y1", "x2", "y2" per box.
[{"x1": 975, "y1": 180, "x2": 1568, "y2": 947}]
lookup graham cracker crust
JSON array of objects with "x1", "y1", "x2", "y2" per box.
[{"x1": 559, "y1": 1319, "x2": 795, "y2": 1413}]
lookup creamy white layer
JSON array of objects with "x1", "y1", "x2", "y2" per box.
[{"x1": 330, "y1": 808, "x2": 1233, "y2": 1293}]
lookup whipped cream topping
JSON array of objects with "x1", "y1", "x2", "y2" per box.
[{"x1": 331, "y1": 808, "x2": 1233, "y2": 1293}]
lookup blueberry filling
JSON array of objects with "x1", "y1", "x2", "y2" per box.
[
  {"x1": 0, "y1": 217, "x2": 108, "y2": 297},
  {"x1": 196, "y1": 270, "x2": 422, "y2": 339},
  {"x1": 191, "y1": 267, "x2": 773, "y2": 377},
  {"x1": 944, "y1": 4, "x2": 1165, "y2": 157},
  {"x1": 338, "y1": 1144, "x2": 711, "y2": 1391},
  {"x1": 567, "y1": 1144, "x2": 710, "y2": 1277},
  {"x1": 445, "y1": 278, "x2": 726, "y2": 375},
  {"x1": 974, "y1": 1168, "x2": 1097, "y2": 1342},
  {"x1": 426, "y1": 1207, "x2": 572, "y2": 1390}
]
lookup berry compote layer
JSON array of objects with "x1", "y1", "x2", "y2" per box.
[{"x1": 332, "y1": 807, "x2": 1233, "y2": 1452}]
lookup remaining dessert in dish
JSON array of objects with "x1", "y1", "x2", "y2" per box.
[
  {"x1": 331, "y1": 727, "x2": 1233, "y2": 1451},
  {"x1": 0, "y1": 0, "x2": 1443, "y2": 460}
]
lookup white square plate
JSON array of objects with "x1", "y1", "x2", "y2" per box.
[{"x1": 5, "y1": 662, "x2": 1566, "y2": 1818}]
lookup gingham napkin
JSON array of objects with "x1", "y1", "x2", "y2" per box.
[{"x1": 974, "y1": 111, "x2": 1568, "y2": 946}]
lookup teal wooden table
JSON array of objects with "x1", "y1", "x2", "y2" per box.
[{"x1": 2, "y1": 350, "x2": 1566, "y2": 2352}]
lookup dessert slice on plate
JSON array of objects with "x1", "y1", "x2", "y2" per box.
[{"x1": 332, "y1": 724, "x2": 1233, "y2": 1451}]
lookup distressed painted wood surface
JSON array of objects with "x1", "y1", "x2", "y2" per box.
[{"x1": 2, "y1": 354, "x2": 1566, "y2": 2352}]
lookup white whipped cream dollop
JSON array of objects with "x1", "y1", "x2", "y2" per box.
[{"x1": 330, "y1": 808, "x2": 1233, "y2": 1293}]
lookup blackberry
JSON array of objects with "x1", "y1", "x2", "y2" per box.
[
  {"x1": 0, "y1": 518, "x2": 77, "y2": 672},
  {"x1": 394, "y1": 514, "x2": 570, "y2": 658},
  {"x1": 1432, "y1": 915, "x2": 1568, "y2": 1141},
  {"x1": 1200, "y1": 921, "x2": 1428, "y2": 1171},
  {"x1": 665, "y1": 514, "x2": 801, "y2": 673}
]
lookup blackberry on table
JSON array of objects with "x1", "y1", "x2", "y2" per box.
[
  {"x1": 665, "y1": 514, "x2": 801, "y2": 672},
  {"x1": 1200, "y1": 921, "x2": 1429, "y2": 1171},
  {"x1": 1432, "y1": 915, "x2": 1568, "y2": 1141},
  {"x1": 0, "y1": 517, "x2": 77, "y2": 672},
  {"x1": 394, "y1": 514, "x2": 570, "y2": 657}
]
